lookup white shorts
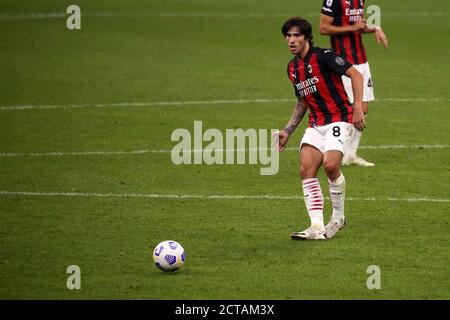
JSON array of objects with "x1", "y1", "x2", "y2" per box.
[
  {"x1": 342, "y1": 62, "x2": 374, "y2": 103},
  {"x1": 300, "y1": 122, "x2": 354, "y2": 155}
]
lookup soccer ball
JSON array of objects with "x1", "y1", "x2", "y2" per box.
[{"x1": 152, "y1": 240, "x2": 185, "y2": 272}]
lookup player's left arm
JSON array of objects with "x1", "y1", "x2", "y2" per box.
[
  {"x1": 345, "y1": 67, "x2": 366, "y2": 131},
  {"x1": 362, "y1": 23, "x2": 388, "y2": 49},
  {"x1": 319, "y1": 49, "x2": 366, "y2": 130}
]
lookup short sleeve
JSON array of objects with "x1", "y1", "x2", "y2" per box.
[
  {"x1": 321, "y1": 0, "x2": 339, "y2": 17},
  {"x1": 318, "y1": 49, "x2": 353, "y2": 76},
  {"x1": 287, "y1": 62, "x2": 300, "y2": 97}
]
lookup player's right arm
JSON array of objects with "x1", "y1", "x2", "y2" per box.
[
  {"x1": 276, "y1": 98, "x2": 308, "y2": 152},
  {"x1": 319, "y1": 14, "x2": 365, "y2": 36}
]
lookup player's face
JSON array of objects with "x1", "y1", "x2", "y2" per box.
[{"x1": 285, "y1": 27, "x2": 308, "y2": 56}]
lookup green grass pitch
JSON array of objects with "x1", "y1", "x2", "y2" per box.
[{"x1": 0, "y1": 0, "x2": 449, "y2": 299}]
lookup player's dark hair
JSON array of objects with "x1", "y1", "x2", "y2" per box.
[{"x1": 281, "y1": 17, "x2": 314, "y2": 46}]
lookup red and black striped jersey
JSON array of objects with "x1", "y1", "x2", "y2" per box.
[
  {"x1": 321, "y1": 0, "x2": 367, "y2": 65},
  {"x1": 287, "y1": 47, "x2": 353, "y2": 127}
]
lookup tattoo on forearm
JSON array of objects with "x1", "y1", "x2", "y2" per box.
[{"x1": 284, "y1": 100, "x2": 307, "y2": 135}]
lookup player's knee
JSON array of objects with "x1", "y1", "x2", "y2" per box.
[
  {"x1": 299, "y1": 165, "x2": 308, "y2": 179},
  {"x1": 300, "y1": 164, "x2": 315, "y2": 179},
  {"x1": 323, "y1": 159, "x2": 340, "y2": 177}
]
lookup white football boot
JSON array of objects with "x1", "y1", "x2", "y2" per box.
[
  {"x1": 342, "y1": 154, "x2": 375, "y2": 167},
  {"x1": 352, "y1": 155, "x2": 375, "y2": 167},
  {"x1": 341, "y1": 154, "x2": 356, "y2": 166},
  {"x1": 325, "y1": 216, "x2": 346, "y2": 239},
  {"x1": 291, "y1": 227, "x2": 327, "y2": 240}
]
